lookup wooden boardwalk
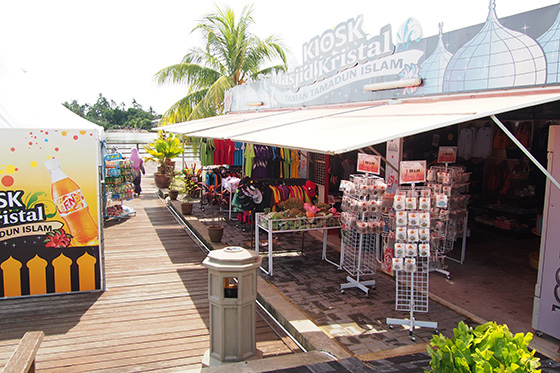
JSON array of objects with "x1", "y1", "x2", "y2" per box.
[{"x1": 0, "y1": 190, "x2": 299, "y2": 372}]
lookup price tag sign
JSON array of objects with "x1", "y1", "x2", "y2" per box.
[
  {"x1": 437, "y1": 146, "x2": 457, "y2": 163},
  {"x1": 357, "y1": 153, "x2": 381, "y2": 174},
  {"x1": 399, "y1": 160, "x2": 426, "y2": 184}
]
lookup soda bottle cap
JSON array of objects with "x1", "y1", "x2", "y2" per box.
[{"x1": 44, "y1": 158, "x2": 61, "y2": 171}]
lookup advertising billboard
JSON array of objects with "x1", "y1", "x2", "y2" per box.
[{"x1": 0, "y1": 128, "x2": 102, "y2": 297}]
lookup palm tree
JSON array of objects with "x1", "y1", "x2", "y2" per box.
[{"x1": 154, "y1": 4, "x2": 289, "y2": 124}]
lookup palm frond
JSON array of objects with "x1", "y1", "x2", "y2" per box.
[
  {"x1": 205, "y1": 75, "x2": 235, "y2": 111},
  {"x1": 154, "y1": 63, "x2": 221, "y2": 89},
  {"x1": 258, "y1": 65, "x2": 288, "y2": 76},
  {"x1": 159, "y1": 89, "x2": 208, "y2": 125},
  {"x1": 156, "y1": 3, "x2": 289, "y2": 121}
]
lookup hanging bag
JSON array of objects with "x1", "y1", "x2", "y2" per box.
[
  {"x1": 514, "y1": 122, "x2": 531, "y2": 148},
  {"x1": 492, "y1": 129, "x2": 509, "y2": 149}
]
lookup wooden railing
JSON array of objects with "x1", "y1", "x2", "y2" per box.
[
  {"x1": 3, "y1": 331, "x2": 44, "y2": 373},
  {"x1": 106, "y1": 142, "x2": 199, "y2": 165}
]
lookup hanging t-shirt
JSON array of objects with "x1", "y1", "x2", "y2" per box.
[
  {"x1": 252, "y1": 145, "x2": 271, "y2": 179},
  {"x1": 233, "y1": 142, "x2": 244, "y2": 166},
  {"x1": 299, "y1": 151, "x2": 308, "y2": 179},
  {"x1": 267, "y1": 147, "x2": 281, "y2": 178},
  {"x1": 207, "y1": 138, "x2": 215, "y2": 165},
  {"x1": 214, "y1": 139, "x2": 224, "y2": 165},
  {"x1": 244, "y1": 144, "x2": 255, "y2": 177},
  {"x1": 458, "y1": 127, "x2": 474, "y2": 160},
  {"x1": 473, "y1": 126, "x2": 492, "y2": 158},
  {"x1": 291, "y1": 150, "x2": 299, "y2": 178},
  {"x1": 281, "y1": 148, "x2": 291, "y2": 178},
  {"x1": 200, "y1": 140, "x2": 208, "y2": 166},
  {"x1": 200, "y1": 138, "x2": 216, "y2": 166},
  {"x1": 224, "y1": 140, "x2": 235, "y2": 165}
]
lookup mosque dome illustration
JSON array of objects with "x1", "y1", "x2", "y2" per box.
[
  {"x1": 443, "y1": 0, "x2": 546, "y2": 92},
  {"x1": 419, "y1": 23, "x2": 452, "y2": 94},
  {"x1": 537, "y1": 4, "x2": 560, "y2": 84}
]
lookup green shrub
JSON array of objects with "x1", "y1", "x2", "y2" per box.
[{"x1": 427, "y1": 321, "x2": 541, "y2": 372}]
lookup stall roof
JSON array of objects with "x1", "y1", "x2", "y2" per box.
[{"x1": 160, "y1": 88, "x2": 560, "y2": 155}]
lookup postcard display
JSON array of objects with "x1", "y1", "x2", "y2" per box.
[
  {"x1": 426, "y1": 165, "x2": 470, "y2": 276},
  {"x1": 339, "y1": 174, "x2": 389, "y2": 295},
  {"x1": 103, "y1": 153, "x2": 136, "y2": 219},
  {"x1": 385, "y1": 165, "x2": 470, "y2": 339},
  {"x1": 385, "y1": 185, "x2": 438, "y2": 339}
]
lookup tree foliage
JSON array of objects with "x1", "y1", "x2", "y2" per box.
[
  {"x1": 63, "y1": 93, "x2": 160, "y2": 130},
  {"x1": 154, "y1": 4, "x2": 288, "y2": 124}
]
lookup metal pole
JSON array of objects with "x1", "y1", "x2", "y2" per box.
[{"x1": 491, "y1": 115, "x2": 560, "y2": 191}]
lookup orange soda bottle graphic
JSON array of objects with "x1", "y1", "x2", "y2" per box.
[{"x1": 45, "y1": 158, "x2": 99, "y2": 247}]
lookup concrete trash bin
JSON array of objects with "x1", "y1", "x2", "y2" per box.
[{"x1": 202, "y1": 246, "x2": 262, "y2": 366}]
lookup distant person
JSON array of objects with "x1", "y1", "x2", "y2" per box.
[{"x1": 130, "y1": 147, "x2": 145, "y2": 196}]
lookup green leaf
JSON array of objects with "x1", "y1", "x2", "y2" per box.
[
  {"x1": 154, "y1": 4, "x2": 288, "y2": 124},
  {"x1": 428, "y1": 321, "x2": 541, "y2": 372}
]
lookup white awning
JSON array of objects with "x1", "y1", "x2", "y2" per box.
[{"x1": 159, "y1": 88, "x2": 560, "y2": 155}]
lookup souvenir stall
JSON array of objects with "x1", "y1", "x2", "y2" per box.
[
  {"x1": 0, "y1": 54, "x2": 105, "y2": 298},
  {"x1": 161, "y1": 2, "x2": 560, "y2": 341},
  {"x1": 103, "y1": 153, "x2": 136, "y2": 219},
  {"x1": 199, "y1": 135, "x2": 311, "y2": 236}
]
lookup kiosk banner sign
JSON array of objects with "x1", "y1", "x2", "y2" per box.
[
  {"x1": 230, "y1": 4, "x2": 560, "y2": 111},
  {"x1": 357, "y1": 153, "x2": 381, "y2": 174},
  {"x1": 399, "y1": 161, "x2": 426, "y2": 184},
  {"x1": 0, "y1": 129, "x2": 102, "y2": 298},
  {"x1": 437, "y1": 146, "x2": 457, "y2": 163}
]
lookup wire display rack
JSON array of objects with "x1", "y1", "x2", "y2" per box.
[
  {"x1": 341, "y1": 228, "x2": 378, "y2": 277},
  {"x1": 386, "y1": 186, "x2": 437, "y2": 339},
  {"x1": 339, "y1": 174, "x2": 387, "y2": 295},
  {"x1": 387, "y1": 256, "x2": 437, "y2": 340},
  {"x1": 426, "y1": 165, "x2": 470, "y2": 278},
  {"x1": 394, "y1": 256, "x2": 429, "y2": 313},
  {"x1": 340, "y1": 226, "x2": 379, "y2": 294}
]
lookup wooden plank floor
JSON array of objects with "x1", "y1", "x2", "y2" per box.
[{"x1": 0, "y1": 189, "x2": 299, "y2": 372}]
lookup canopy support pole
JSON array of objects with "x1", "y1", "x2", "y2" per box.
[
  {"x1": 366, "y1": 146, "x2": 399, "y2": 173},
  {"x1": 490, "y1": 115, "x2": 560, "y2": 192}
]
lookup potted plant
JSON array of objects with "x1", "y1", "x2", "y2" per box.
[
  {"x1": 180, "y1": 166, "x2": 201, "y2": 215},
  {"x1": 143, "y1": 131, "x2": 183, "y2": 189},
  {"x1": 206, "y1": 188, "x2": 225, "y2": 243},
  {"x1": 168, "y1": 173, "x2": 181, "y2": 200},
  {"x1": 169, "y1": 168, "x2": 192, "y2": 201}
]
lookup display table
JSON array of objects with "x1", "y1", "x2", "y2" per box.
[{"x1": 255, "y1": 213, "x2": 341, "y2": 275}]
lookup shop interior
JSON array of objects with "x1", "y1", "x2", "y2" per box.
[{"x1": 324, "y1": 100, "x2": 558, "y2": 338}]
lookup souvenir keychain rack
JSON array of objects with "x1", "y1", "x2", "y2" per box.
[
  {"x1": 339, "y1": 174, "x2": 387, "y2": 295},
  {"x1": 386, "y1": 185, "x2": 438, "y2": 339},
  {"x1": 426, "y1": 165, "x2": 470, "y2": 278}
]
